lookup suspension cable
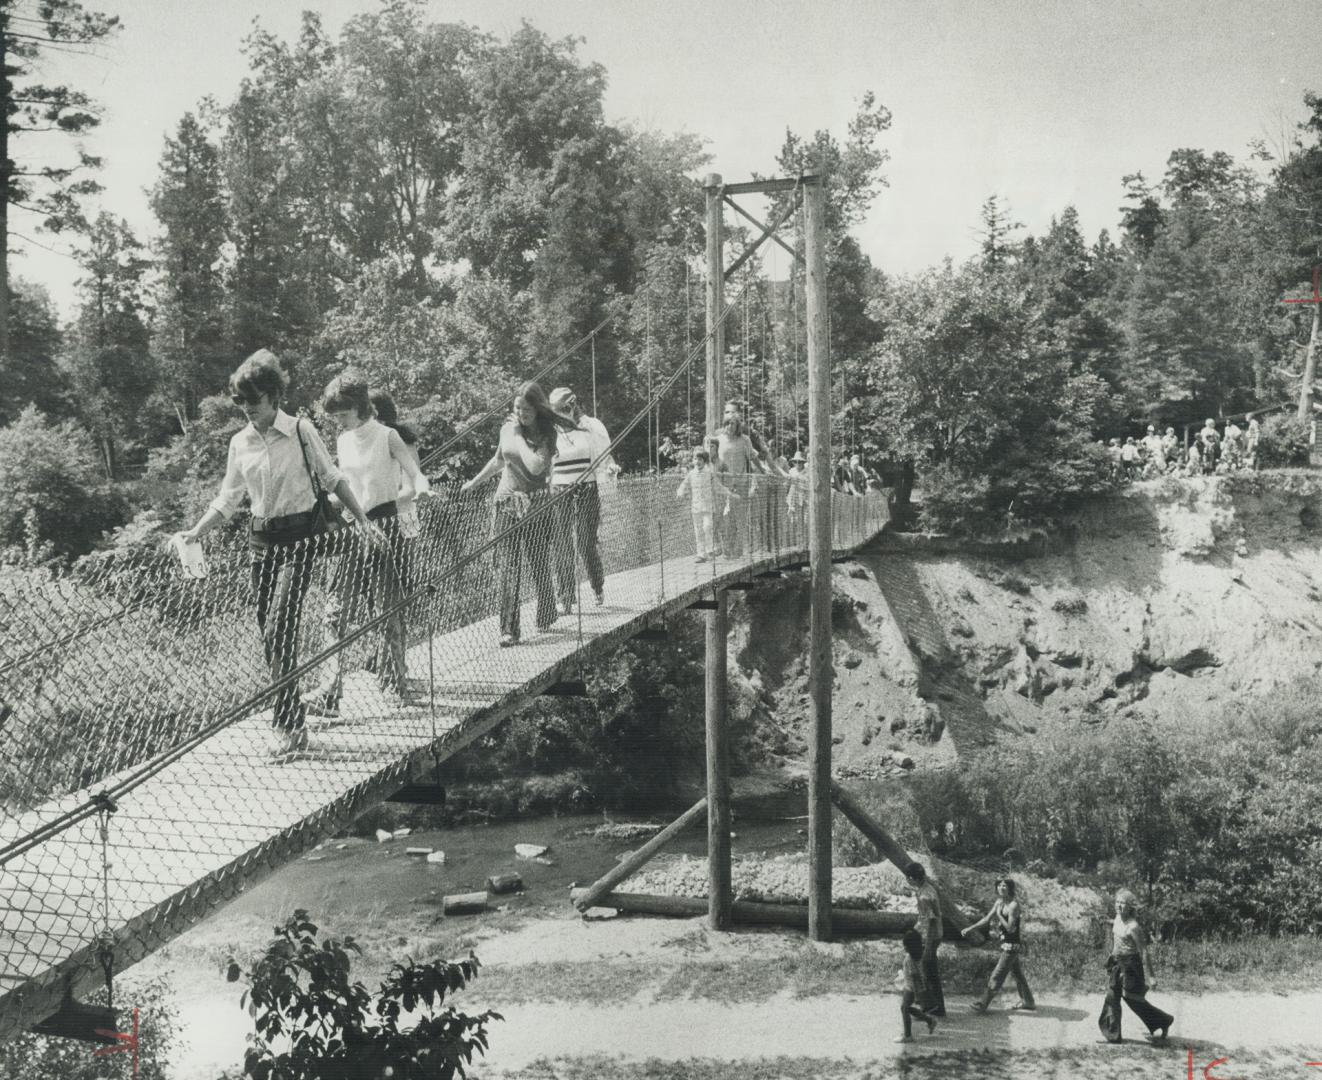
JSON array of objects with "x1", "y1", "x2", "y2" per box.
[
  {"x1": 0, "y1": 285, "x2": 753, "y2": 871},
  {"x1": 419, "y1": 312, "x2": 615, "y2": 471}
]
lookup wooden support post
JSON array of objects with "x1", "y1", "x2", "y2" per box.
[
  {"x1": 804, "y1": 173, "x2": 832, "y2": 941},
  {"x1": 573, "y1": 798, "x2": 707, "y2": 912},
  {"x1": 705, "y1": 590, "x2": 732, "y2": 929},
  {"x1": 830, "y1": 781, "x2": 976, "y2": 941},
  {"x1": 704, "y1": 173, "x2": 733, "y2": 931}
]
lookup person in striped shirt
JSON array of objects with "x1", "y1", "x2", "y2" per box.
[{"x1": 549, "y1": 387, "x2": 616, "y2": 611}]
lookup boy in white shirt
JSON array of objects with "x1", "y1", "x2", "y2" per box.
[{"x1": 677, "y1": 448, "x2": 737, "y2": 562}]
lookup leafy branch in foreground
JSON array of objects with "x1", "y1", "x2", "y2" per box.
[{"x1": 227, "y1": 910, "x2": 501, "y2": 1080}]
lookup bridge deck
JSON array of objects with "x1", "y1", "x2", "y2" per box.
[{"x1": 0, "y1": 517, "x2": 882, "y2": 1039}]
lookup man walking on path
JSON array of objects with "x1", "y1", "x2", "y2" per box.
[{"x1": 550, "y1": 387, "x2": 615, "y2": 611}]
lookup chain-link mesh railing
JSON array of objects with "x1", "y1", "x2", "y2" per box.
[
  {"x1": 1, "y1": 290, "x2": 888, "y2": 1039},
  {"x1": 0, "y1": 457, "x2": 886, "y2": 1036}
]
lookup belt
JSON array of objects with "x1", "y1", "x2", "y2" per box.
[{"x1": 251, "y1": 509, "x2": 316, "y2": 534}]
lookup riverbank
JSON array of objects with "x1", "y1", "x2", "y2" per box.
[{"x1": 115, "y1": 812, "x2": 1322, "y2": 1079}]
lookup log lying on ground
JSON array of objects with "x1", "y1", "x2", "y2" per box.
[
  {"x1": 570, "y1": 888, "x2": 957, "y2": 939},
  {"x1": 573, "y1": 797, "x2": 707, "y2": 912},
  {"x1": 830, "y1": 781, "x2": 979, "y2": 942},
  {"x1": 442, "y1": 891, "x2": 488, "y2": 915}
]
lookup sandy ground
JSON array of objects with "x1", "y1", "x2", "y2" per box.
[{"x1": 131, "y1": 908, "x2": 1321, "y2": 1079}]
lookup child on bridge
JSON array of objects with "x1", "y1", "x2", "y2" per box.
[{"x1": 677, "y1": 448, "x2": 737, "y2": 563}]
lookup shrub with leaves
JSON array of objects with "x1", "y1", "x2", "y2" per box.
[
  {"x1": 1254, "y1": 414, "x2": 1312, "y2": 467},
  {"x1": 908, "y1": 683, "x2": 1322, "y2": 937},
  {"x1": 228, "y1": 911, "x2": 500, "y2": 1080},
  {"x1": 0, "y1": 406, "x2": 126, "y2": 558}
]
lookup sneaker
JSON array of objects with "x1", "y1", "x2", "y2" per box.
[
  {"x1": 499, "y1": 633, "x2": 518, "y2": 647},
  {"x1": 695, "y1": 554, "x2": 709, "y2": 563},
  {"x1": 892, "y1": 1034, "x2": 914, "y2": 1044},
  {"x1": 1010, "y1": 1001, "x2": 1036, "y2": 1011},
  {"x1": 926, "y1": 1016, "x2": 939, "y2": 1036},
  {"x1": 970, "y1": 1001, "x2": 988, "y2": 1014},
  {"x1": 593, "y1": 589, "x2": 604, "y2": 606}
]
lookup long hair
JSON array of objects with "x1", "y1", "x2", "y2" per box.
[
  {"x1": 515, "y1": 380, "x2": 574, "y2": 450},
  {"x1": 370, "y1": 389, "x2": 418, "y2": 446}
]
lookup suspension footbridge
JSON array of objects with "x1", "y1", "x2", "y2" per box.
[
  {"x1": 0, "y1": 472, "x2": 886, "y2": 1041},
  {"x1": 1, "y1": 168, "x2": 872, "y2": 1041}
]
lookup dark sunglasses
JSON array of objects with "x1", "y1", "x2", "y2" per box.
[{"x1": 231, "y1": 394, "x2": 262, "y2": 407}]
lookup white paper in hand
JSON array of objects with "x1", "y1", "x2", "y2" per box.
[{"x1": 170, "y1": 533, "x2": 208, "y2": 579}]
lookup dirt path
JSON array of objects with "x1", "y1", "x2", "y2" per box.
[{"x1": 164, "y1": 982, "x2": 1320, "y2": 1078}]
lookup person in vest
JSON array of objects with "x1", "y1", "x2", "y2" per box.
[
  {"x1": 548, "y1": 387, "x2": 615, "y2": 611},
  {"x1": 964, "y1": 878, "x2": 1036, "y2": 1012},
  {"x1": 180, "y1": 349, "x2": 378, "y2": 756}
]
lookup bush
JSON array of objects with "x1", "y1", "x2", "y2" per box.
[
  {"x1": 1255, "y1": 414, "x2": 1312, "y2": 467},
  {"x1": 908, "y1": 683, "x2": 1322, "y2": 936},
  {"x1": 228, "y1": 911, "x2": 500, "y2": 1080},
  {"x1": 0, "y1": 406, "x2": 126, "y2": 557},
  {"x1": 918, "y1": 438, "x2": 1114, "y2": 537},
  {"x1": 986, "y1": 438, "x2": 1114, "y2": 525},
  {"x1": 917, "y1": 463, "x2": 992, "y2": 534}
]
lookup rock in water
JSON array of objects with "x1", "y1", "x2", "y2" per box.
[
  {"x1": 515, "y1": 843, "x2": 549, "y2": 859},
  {"x1": 487, "y1": 873, "x2": 523, "y2": 894}
]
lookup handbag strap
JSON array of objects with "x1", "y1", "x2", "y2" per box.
[{"x1": 294, "y1": 417, "x2": 328, "y2": 501}]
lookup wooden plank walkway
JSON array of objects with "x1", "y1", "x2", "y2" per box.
[{"x1": 0, "y1": 513, "x2": 884, "y2": 1040}]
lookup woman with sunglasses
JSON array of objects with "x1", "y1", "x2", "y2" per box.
[
  {"x1": 180, "y1": 349, "x2": 378, "y2": 756},
  {"x1": 461, "y1": 381, "x2": 575, "y2": 646}
]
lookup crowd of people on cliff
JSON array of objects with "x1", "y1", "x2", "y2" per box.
[{"x1": 1104, "y1": 416, "x2": 1262, "y2": 481}]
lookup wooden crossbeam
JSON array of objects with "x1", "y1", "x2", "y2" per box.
[
  {"x1": 724, "y1": 196, "x2": 800, "y2": 280},
  {"x1": 724, "y1": 195, "x2": 800, "y2": 266},
  {"x1": 721, "y1": 177, "x2": 805, "y2": 195},
  {"x1": 573, "y1": 798, "x2": 707, "y2": 911}
]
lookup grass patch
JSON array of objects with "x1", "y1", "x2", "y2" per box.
[
  {"x1": 472, "y1": 959, "x2": 658, "y2": 1007},
  {"x1": 466, "y1": 930, "x2": 1322, "y2": 1007}
]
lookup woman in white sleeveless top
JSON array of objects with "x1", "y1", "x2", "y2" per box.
[{"x1": 307, "y1": 372, "x2": 430, "y2": 716}]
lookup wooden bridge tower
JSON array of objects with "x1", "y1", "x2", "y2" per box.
[{"x1": 703, "y1": 172, "x2": 833, "y2": 939}]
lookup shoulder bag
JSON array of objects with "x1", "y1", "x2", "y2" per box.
[{"x1": 295, "y1": 418, "x2": 345, "y2": 536}]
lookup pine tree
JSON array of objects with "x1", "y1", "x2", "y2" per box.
[
  {"x1": 149, "y1": 108, "x2": 227, "y2": 418},
  {"x1": 1, "y1": 0, "x2": 119, "y2": 359}
]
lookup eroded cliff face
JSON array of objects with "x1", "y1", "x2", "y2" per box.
[{"x1": 727, "y1": 476, "x2": 1322, "y2": 777}]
